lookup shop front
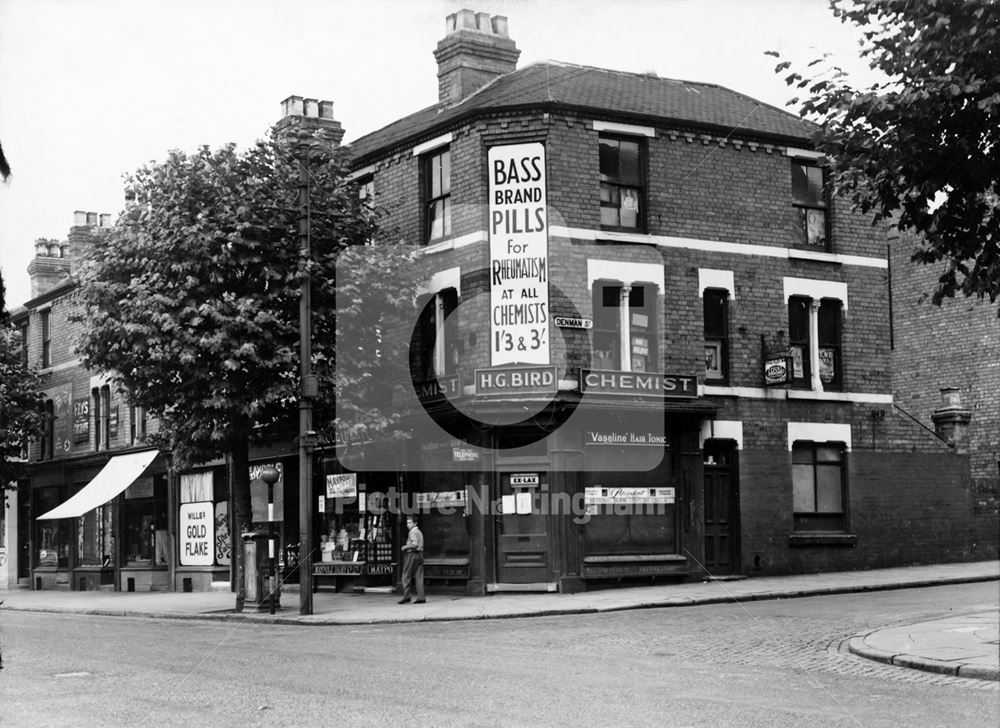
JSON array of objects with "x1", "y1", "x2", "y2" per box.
[{"x1": 33, "y1": 448, "x2": 167, "y2": 591}]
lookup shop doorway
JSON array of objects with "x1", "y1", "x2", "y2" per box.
[
  {"x1": 494, "y1": 471, "x2": 550, "y2": 584},
  {"x1": 703, "y1": 441, "x2": 739, "y2": 575}
]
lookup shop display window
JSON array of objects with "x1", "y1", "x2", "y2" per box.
[
  {"x1": 122, "y1": 475, "x2": 167, "y2": 566},
  {"x1": 413, "y1": 470, "x2": 469, "y2": 560},
  {"x1": 319, "y1": 467, "x2": 397, "y2": 584},
  {"x1": 581, "y1": 450, "x2": 675, "y2": 557},
  {"x1": 77, "y1": 503, "x2": 113, "y2": 566},
  {"x1": 35, "y1": 487, "x2": 69, "y2": 567}
]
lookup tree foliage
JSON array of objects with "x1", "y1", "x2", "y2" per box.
[
  {"x1": 74, "y1": 127, "x2": 419, "y2": 606},
  {"x1": 0, "y1": 323, "x2": 47, "y2": 490},
  {"x1": 771, "y1": 0, "x2": 1000, "y2": 306}
]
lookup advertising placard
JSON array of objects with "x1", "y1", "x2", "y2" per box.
[
  {"x1": 179, "y1": 502, "x2": 214, "y2": 566},
  {"x1": 488, "y1": 142, "x2": 549, "y2": 365}
]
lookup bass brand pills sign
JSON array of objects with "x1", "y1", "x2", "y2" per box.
[{"x1": 488, "y1": 143, "x2": 549, "y2": 366}]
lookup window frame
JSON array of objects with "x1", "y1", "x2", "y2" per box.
[
  {"x1": 599, "y1": 134, "x2": 645, "y2": 232},
  {"x1": 591, "y1": 280, "x2": 657, "y2": 372},
  {"x1": 40, "y1": 309, "x2": 51, "y2": 368},
  {"x1": 412, "y1": 287, "x2": 460, "y2": 382},
  {"x1": 791, "y1": 160, "x2": 829, "y2": 249},
  {"x1": 791, "y1": 441, "x2": 847, "y2": 532},
  {"x1": 423, "y1": 147, "x2": 452, "y2": 244},
  {"x1": 788, "y1": 296, "x2": 843, "y2": 391},
  {"x1": 703, "y1": 289, "x2": 729, "y2": 384}
]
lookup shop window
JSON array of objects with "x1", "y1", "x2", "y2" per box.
[
  {"x1": 35, "y1": 487, "x2": 69, "y2": 567},
  {"x1": 581, "y1": 454, "x2": 675, "y2": 557},
  {"x1": 703, "y1": 289, "x2": 729, "y2": 383},
  {"x1": 122, "y1": 475, "x2": 167, "y2": 566},
  {"x1": 592, "y1": 281, "x2": 656, "y2": 371},
  {"x1": 599, "y1": 135, "x2": 644, "y2": 230},
  {"x1": 792, "y1": 442, "x2": 846, "y2": 531},
  {"x1": 789, "y1": 296, "x2": 842, "y2": 391},
  {"x1": 412, "y1": 288, "x2": 459, "y2": 382},
  {"x1": 78, "y1": 503, "x2": 114, "y2": 567},
  {"x1": 40, "y1": 309, "x2": 51, "y2": 367},
  {"x1": 423, "y1": 147, "x2": 451, "y2": 243},
  {"x1": 791, "y1": 161, "x2": 828, "y2": 248}
]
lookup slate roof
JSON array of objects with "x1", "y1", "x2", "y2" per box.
[{"x1": 348, "y1": 60, "x2": 816, "y2": 162}]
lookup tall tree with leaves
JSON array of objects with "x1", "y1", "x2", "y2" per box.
[
  {"x1": 771, "y1": 0, "x2": 999, "y2": 306},
  {"x1": 1, "y1": 322, "x2": 47, "y2": 494},
  {"x1": 74, "y1": 128, "x2": 419, "y2": 610}
]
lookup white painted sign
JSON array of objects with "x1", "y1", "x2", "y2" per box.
[
  {"x1": 326, "y1": 473, "x2": 358, "y2": 498},
  {"x1": 179, "y1": 501, "x2": 214, "y2": 566},
  {"x1": 510, "y1": 473, "x2": 539, "y2": 486},
  {"x1": 584, "y1": 487, "x2": 675, "y2": 505},
  {"x1": 488, "y1": 142, "x2": 549, "y2": 365}
]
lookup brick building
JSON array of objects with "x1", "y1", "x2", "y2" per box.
[
  {"x1": 328, "y1": 8, "x2": 990, "y2": 593},
  {"x1": 5, "y1": 9, "x2": 991, "y2": 597},
  {"x1": 888, "y1": 232, "x2": 999, "y2": 557}
]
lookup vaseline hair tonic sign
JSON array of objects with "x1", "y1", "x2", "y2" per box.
[{"x1": 488, "y1": 143, "x2": 549, "y2": 366}]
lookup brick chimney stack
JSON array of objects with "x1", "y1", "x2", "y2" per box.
[
  {"x1": 434, "y1": 9, "x2": 520, "y2": 105},
  {"x1": 274, "y1": 96, "x2": 345, "y2": 146},
  {"x1": 26, "y1": 211, "x2": 111, "y2": 298}
]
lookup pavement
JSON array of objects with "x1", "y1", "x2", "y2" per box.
[{"x1": 2, "y1": 560, "x2": 997, "y2": 680}]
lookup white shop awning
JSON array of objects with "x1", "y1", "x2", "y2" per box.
[{"x1": 37, "y1": 449, "x2": 160, "y2": 520}]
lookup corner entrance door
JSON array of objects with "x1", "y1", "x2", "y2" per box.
[
  {"x1": 495, "y1": 472, "x2": 549, "y2": 584},
  {"x1": 703, "y1": 442, "x2": 739, "y2": 575}
]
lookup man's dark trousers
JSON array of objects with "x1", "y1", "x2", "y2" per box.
[{"x1": 401, "y1": 550, "x2": 425, "y2": 600}]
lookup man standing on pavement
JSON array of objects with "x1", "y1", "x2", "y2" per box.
[{"x1": 398, "y1": 516, "x2": 425, "y2": 604}]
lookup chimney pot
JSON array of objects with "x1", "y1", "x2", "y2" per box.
[
  {"x1": 60, "y1": 243, "x2": 71, "y2": 258},
  {"x1": 491, "y1": 15, "x2": 509, "y2": 37},
  {"x1": 455, "y1": 8, "x2": 476, "y2": 30},
  {"x1": 304, "y1": 98, "x2": 319, "y2": 117},
  {"x1": 35, "y1": 239, "x2": 49, "y2": 256},
  {"x1": 99, "y1": 213, "x2": 112, "y2": 228},
  {"x1": 74, "y1": 210, "x2": 88, "y2": 226},
  {"x1": 281, "y1": 95, "x2": 304, "y2": 119},
  {"x1": 318, "y1": 100, "x2": 334, "y2": 119},
  {"x1": 475, "y1": 12, "x2": 492, "y2": 33},
  {"x1": 86, "y1": 212, "x2": 98, "y2": 226}
]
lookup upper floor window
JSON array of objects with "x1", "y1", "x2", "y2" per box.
[
  {"x1": 93, "y1": 385, "x2": 110, "y2": 450},
  {"x1": 40, "y1": 309, "x2": 51, "y2": 368},
  {"x1": 20, "y1": 322, "x2": 29, "y2": 367},
  {"x1": 412, "y1": 288, "x2": 459, "y2": 382},
  {"x1": 703, "y1": 289, "x2": 729, "y2": 383},
  {"x1": 791, "y1": 161, "x2": 828, "y2": 248},
  {"x1": 792, "y1": 441, "x2": 846, "y2": 532},
  {"x1": 599, "y1": 136, "x2": 643, "y2": 230},
  {"x1": 789, "y1": 296, "x2": 842, "y2": 391},
  {"x1": 41, "y1": 399, "x2": 55, "y2": 460},
  {"x1": 423, "y1": 148, "x2": 451, "y2": 243},
  {"x1": 592, "y1": 281, "x2": 657, "y2": 371},
  {"x1": 129, "y1": 404, "x2": 147, "y2": 444}
]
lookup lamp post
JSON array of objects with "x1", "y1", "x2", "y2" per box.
[
  {"x1": 295, "y1": 130, "x2": 316, "y2": 615},
  {"x1": 259, "y1": 465, "x2": 281, "y2": 614}
]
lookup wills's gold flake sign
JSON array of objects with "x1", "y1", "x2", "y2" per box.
[{"x1": 488, "y1": 143, "x2": 549, "y2": 366}]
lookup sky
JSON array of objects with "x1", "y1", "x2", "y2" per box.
[{"x1": 0, "y1": 0, "x2": 875, "y2": 309}]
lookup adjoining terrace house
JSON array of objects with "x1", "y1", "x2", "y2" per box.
[
  {"x1": 333, "y1": 8, "x2": 992, "y2": 594},
  {"x1": 4, "y1": 9, "x2": 992, "y2": 598}
]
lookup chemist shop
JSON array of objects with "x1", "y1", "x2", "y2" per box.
[
  {"x1": 313, "y1": 447, "x2": 400, "y2": 592},
  {"x1": 386, "y1": 373, "x2": 715, "y2": 594}
]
